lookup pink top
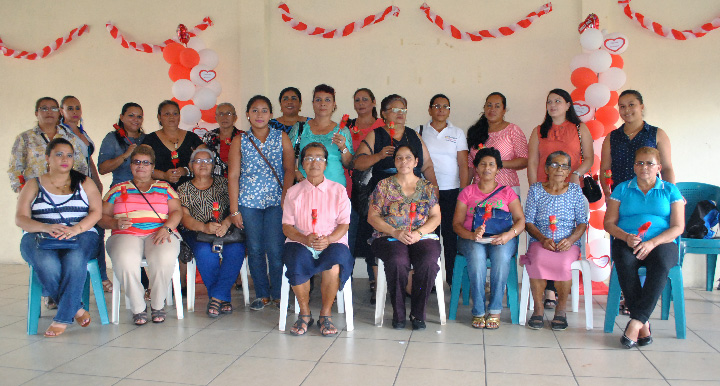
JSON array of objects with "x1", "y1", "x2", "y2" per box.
[
  {"x1": 282, "y1": 178, "x2": 351, "y2": 246},
  {"x1": 535, "y1": 120, "x2": 581, "y2": 183},
  {"x1": 457, "y1": 184, "x2": 519, "y2": 231},
  {"x1": 468, "y1": 123, "x2": 528, "y2": 187}
]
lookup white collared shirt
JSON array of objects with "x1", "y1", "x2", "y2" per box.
[{"x1": 415, "y1": 120, "x2": 468, "y2": 190}]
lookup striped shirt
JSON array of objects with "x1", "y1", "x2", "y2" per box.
[
  {"x1": 104, "y1": 180, "x2": 179, "y2": 236},
  {"x1": 31, "y1": 180, "x2": 96, "y2": 233},
  {"x1": 468, "y1": 123, "x2": 528, "y2": 187}
]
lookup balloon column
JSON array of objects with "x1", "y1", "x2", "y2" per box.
[
  {"x1": 164, "y1": 24, "x2": 222, "y2": 135},
  {"x1": 570, "y1": 14, "x2": 629, "y2": 282}
]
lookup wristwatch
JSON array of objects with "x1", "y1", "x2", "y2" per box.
[
  {"x1": 165, "y1": 226, "x2": 174, "y2": 234},
  {"x1": 341, "y1": 147, "x2": 348, "y2": 154}
]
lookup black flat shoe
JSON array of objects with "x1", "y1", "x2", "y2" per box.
[
  {"x1": 392, "y1": 320, "x2": 406, "y2": 330},
  {"x1": 621, "y1": 321, "x2": 637, "y2": 349},
  {"x1": 410, "y1": 315, "x2": 426, "y2": 331},
  {"x1": 638, "y1": 323, "x2": 653, "y2": 346}
]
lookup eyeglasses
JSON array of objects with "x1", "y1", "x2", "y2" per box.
[
  {"x1": 431, "y1": 104, "x2": 450, "y2": 110},
  {"x1": 191, "y1": 159, "x2": 213, "y2": 164},
  {"x1": 548, "y1": 162, "x2": 571, "y2": 170},
  {"x1": 216, "y1": 112, "x2": 235, "y2": 117},
  {"x1": 38, "y1": 107, "x2": 59, "y2": 112},
  {"x1": 303, "y1": 156, "x2": 327, "y2": 163},
  {"x1": 131, "y1": 160, "x2": 154, "y2": 166},
  {"x1": 634, "y1": 161, "x2": 657, "y2": 167},
  {"x1": 388, "y1": 108, "x2": 407, "y2": 114}
]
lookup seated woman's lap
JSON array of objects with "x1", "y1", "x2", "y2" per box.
[
  {"x1": 523, "y1": 241, "x2": 579, "y2": 281},
  {"x1": 20, "y1": 231, "x2": 99, "y2": 289},
  {"x1": 371, "y1": 237, "x2": 441, "y2": 272},
  {"x1": 283, "y1": 242, "x2": 353, "y2": 287}
]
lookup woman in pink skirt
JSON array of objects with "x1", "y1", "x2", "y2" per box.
[{"x1": 522, "y1": 151, "x2": 588, "y2": 330}]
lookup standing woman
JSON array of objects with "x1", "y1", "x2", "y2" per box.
[
  {"x1": 228, "y1": 95, "x2": 295, "y2": 310},
  {"x1": 288, "y1": 84, "x2": 353, "y2": 186},
  {"x1": 466, "y1": 92, "x2": 528, "y2": 194},
  {"x1": 142, "y1": 100, "x2": 205, "y2": 189},
  {"x1": 201, "y1": 102, "x2": 242, "y2": 178},
  {"x1": 269, "y1": 87, "x2": 310, "y2": 134},
  {"x1": 600, "y1": 90, "x2": 675, "y2": 197},
  {"x1": 99, "y1": 103, "x2": 146, "y2": 187},
  {"x1": 416, "y1": 94, "x2": 469, "y2": 284}
]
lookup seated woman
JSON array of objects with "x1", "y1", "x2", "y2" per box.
[
  {"x1": 604, "y1": 146, "x2": 684, "y2": 348},
  {"x1": 178, "y1": 148, "x2": 245, "y2": 318},
  {"x1": 16, "y1": 138, "x2": 102, "y2": 337},
  {"x1": 453, "y1": 147, "x2": 525, "y2": 330},
  {"x1": 368, "y1": 145, "x2": 441, "y2": 330},
  {"x1": 282, "y1": 143, "x2": 353, "y2": 336},
  {"x1": 99, "y1": 144, "x2": 183, "y2": 325},
  {"x1": 523, "y1": 151, "x2": 588, "y2": 331}
]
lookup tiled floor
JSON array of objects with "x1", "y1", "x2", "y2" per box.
[{"x1": 1, "y1": 262, "x2": 719, "y2": 385}]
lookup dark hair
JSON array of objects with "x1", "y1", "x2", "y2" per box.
[
  {"x1": 157, "y1": 100, "x2": 180, "y2": 117},
  {"x1": 619, "y1": 89, "x2": 644, "y2": 104},
  {"x1": 393, "y1": 144, "x2": 420, "y2": 160},
  {"x1": 279, "y1": 87, "x2": 302, "y2": 103},
  {"x1": 313, "y1": 84, "x2": 336, "y2": 100},
  {"x1": 60, "y1": 95, "x2": 79, "y2": 107},
  {"x1": 45, "y1": 138, "x2": 86, "y2": 192},
  {"x1": 300, "y1": 142, "x2": 329, "y2": 162},
  {"x1": 473, "y1": 147, "x2": 503, "y2": 169},
  {"x1": 115, "y1": 102, "x2": 144, "y2": 148},
  {"x1": 467, "y1": 92, "x2": 507, "y2": 149},
  {"x1": 131, "y1": 144, "x2": 156, "y2": 165},
  {"x1": 354, "y1": 88, "x2": 378, "y2": 119},
  {"x1": 545, "y1": 150, "x2": 571, "y2": 167},
  {"x1": 35, "y1": 96, "x2": 58, "y2": 112},
  {"x1": 380, "y1": 94, "x2": 408, "y2": 122},
  {"x1": 539, "y1": 89, "x2": 581, "y2": 138},
  {"x1": 429, "y1": 93, "x2": 450, "y2": 108},
  {"x1": 246, "y1": 95, "x2": 273, "y2": 114}
]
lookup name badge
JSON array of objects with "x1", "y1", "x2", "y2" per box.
[{"x1": 444, "y1": 136, "x2": 457, "y2": 143}]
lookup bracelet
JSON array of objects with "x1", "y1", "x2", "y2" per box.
[
  {"x1": 230, "y1": 211, "x2": 240, "y2": 217},
  {"x1": 417, "y1": 229, "x2": 424, "y2": 236},
  {"x1": 512, "y1": 228, "x2": 517, "y2": 236},
  {"x1": 572, "y1": 171, "x2": 581, "y2": 177}
]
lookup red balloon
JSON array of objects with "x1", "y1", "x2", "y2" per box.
[
  {"x1": 595, "y1": 106, "x2": 620, "y2": 127},
  {"x1": 172, "y1": 98, "x2": 192, "y2": 110},
  {"x1": 610, "y1": 54, "x2": 624, "y2": 69},
  {"x1": 201, "y1": 106, "x2": 217, "y2": 123},
  {"x1": 603, "y1": 123, "x2": 617, "y2": 137},
  {"x1": 168, "y1": 64, "x2": 191, "y2": 82},
  {"x1": 589, "y1": 194, "x2": 605, "y2": 210},
  {"x1": 163, "y1": 43, "x2": 185, "y2": 65},
  {"x1": 608, "y1": 91, "x2": 619, "y2": 107},
  {"x1": 179, "y1": 48, "x2": 200, "y2": 68},
  {"x1": 571, "y1": 87, "x2": 586, "y2": 103},
  {"x1": 591, "y1": 155, "x2": 601, "y2": 176},
  {"x1": 586, "y1": 120, "x2": 604, "y2": 140},
  {"x1": 571, "y1": 67, "x2": 598, "y2": 89},
  {"x1": 589, "y1": 210, "x2": 605, "y2": 230}
]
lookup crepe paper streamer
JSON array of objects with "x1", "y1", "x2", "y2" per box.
[
  {"x1": 311, "y1": 209, "x2": 318, "y2": 234},
  {"x1": 171, "y1": 150, "x2": 179, "y2": 168},
  {"x1": 409, "y1": 202, "x2": 417, "y2": 232},
  {"x1": 277, "y1": 3, "x2": 400, "y2": 38},
  {"x1": 339, "y1": 114, "x2": 350, "y2": 129},
  {"x1": 549, "y1": 215, "x2": 558, "y2": 238},
  {"x1": 578, "y1": 13, "x2": 599, "y2": 34},
  {"x1": 637, "y1": 221, "x2": 651, "y2": 239},
  {"x1": 388, "y1": 122, "x2": 395, "y2": 146},
  {"x1": 106, "y1": 17, "x2": 213, "y2": 53},
  {"x1": 212, "y1": 202, "x2": 220, "y2": 222},
  {"x1": 1, "y1": 24, "x2": 88, "y2": 60},
  {"x1": 419, "y1": 2, "x2": 553, "y2": 41},
  {"x1": 618, "y1": 0, "x2": 720, "y2": 40}
]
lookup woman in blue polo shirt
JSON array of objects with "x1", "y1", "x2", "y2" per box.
[{"x1": 603, "y1": 146, "x2": 684, "y2": 349}]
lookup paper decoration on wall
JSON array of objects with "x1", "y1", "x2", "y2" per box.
[
  {"x1": 419, "y1": 2, "x2": 553, "y2": 41},
  {"x1": 106, "y1": 17, "x2": 213, "y2": 53},
  {"x1": 277, "y1": 2, "x2": 400, "y2": 38},
  {"x1": 618, "y1": 0, "x2": 720, "y2": 39},
  {"x1": 0, "y1": 24, "x2": 88, "y2": 60}
]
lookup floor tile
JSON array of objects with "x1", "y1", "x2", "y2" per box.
[
  {"x1": 204, "y1": 309, "x2": 280, "y2": 332},
  {"x1": 396, "y1": 368, "x2": 484, "y2": 386},
  {"x1": 0, "y1": 340, "x2": 97, "y2": 371},
  {"x1": 245, "y1": 332, "x2": 335, "y2": 361},
  {"x1": 668, "y1": 380, "x2": 720, "y2": 386},
  {"x1": 576, "y1": 377, "x2": 670, "y2": 386},
  {"x1": 692, "y1": 329, "x2": 720, "y2": 352},
  {"x1": 485, "y1": 373, "x2": 576, "y2": 386},
  {"x1": 321, "y1": 336, "x2": 408, "y2": 366},
  {"x1": 303, "y1": 362, "x2": 398, "y2": 385},
  {"x1": 553, "y1": 328, "x2": 622, "y2": 350},
  {"x1": 0, "y1": 285, "x2": 32, "y2": 300},
  {"x1": 0, "y1": 366, "x2": 44, "y2": 386},
  {"x1": 340, "y1": 321, "x2": 412, "y2": 341},
  {"x1": 172, "y1": 328, "x2": 266, "y2": 355},
  {"x1": 127, "y1": 350, "x2": 237, "y2": 385},
  {"x1": 22, "y1": 372, "x2": 119, "y2": 386},
  {"x1": 565, "y1": 348, "x2": 663, "y2": 379},
  {"x1": 106, "y1": 325, "x2": 201, "y2": 350},
  {"x1": 644, "y1": 351, "x2": 720, "y2": 381},
  {"x1": 408, "y1": 321, "x2": 484, "y2": 345},
  {"x1": 0, "y1": 337, "x2": 34, "y2": 355},
  {"x1": 484, "y1": 345, "x2": 572, "y2": 376},
  {"x1": 115, "y1": 380, "x2": 192, "y2": 386},
  {"x1": 402, "y1": 341, "x2": 485, "y2": 371},
  {"x1": 209, "y1": 356, "x2": 314, "y2": 386},
  {"x1": 54, "y1": 346, "x2": 164, "y2": 378},
  {"x1": 483, "y1": 321, "x2": 560, "y2": 348},
  {"x1": 638, "y1": 329, "x2": 716, "y2": 353}
]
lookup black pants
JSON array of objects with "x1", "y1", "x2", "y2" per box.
[
  {"x1": 437, "y1": 188, "x2": 459, "y2": 285},
  {"x1": 611, "y1": 239, "x2": 678, "y2": 324}
]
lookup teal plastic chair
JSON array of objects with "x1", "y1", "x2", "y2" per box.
[
  {"x1": 448, "y1": 241, "x2": 519, "y2": 324},
  {"x1": 676, "y1": 182, "x2": 720, "y2": 291},
  {"x1": 27, "y1": 258, "x2": 110, "y2": 335}
]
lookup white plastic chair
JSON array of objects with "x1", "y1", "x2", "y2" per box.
[
  {"x1": 374, "y1": 255, "x2": 446, "y2": 327},
  {"x1": 111, "y1": 258, "x2": 183, "y2": 324},
  {"x1": 186, "y1": 255, "x2": 249, "y2": 312},
  {"x1": 278, "y1": 265, "x2": 354, "y2": 332}
]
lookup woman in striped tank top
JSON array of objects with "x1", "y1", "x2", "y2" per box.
[{"x1": 16, "y1": 138, "x2": 102, "y2": 337}]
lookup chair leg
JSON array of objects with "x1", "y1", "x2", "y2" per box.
[
  {"x1": 461, "y1": 268, "x2": 471, "y2": 305},
  {"x1": 507, "y1": 255, "x2": 519, "y2": 325},
  {"x1": 435, "y1": 258, "x2": 446, "y2": 326},
  {"x1": 603, "y1": 266, "x2": 621, "y2": 334},
  {"x1": 279, "y1": 265, "x2": 290, "y2": 331},
  {"x1": 341, "y1": 281, "x2": 354, "y2": 331},
  {"x1": 241, "y1": 256, "x2": 250, "y2": 306},
  {"x1": 27, "y1": 267, "x2": 42, "y2": 335},
  {"x1": 661, "y1": 279, "x2": 672, "y2": 320},
  {"x1": 519, "y1": 266, "x2": 530, "y2": 326},
  {"x1": 669, "y1": 266, "x2": 686, "y2": 339},
  {"x1": 337, "y1": 286, "x2": 345, "y2": 314},
  {"x1": 87, "y1": 259, "x2": 109, "y2": 325},
  {"x1": 374, "y1": 259, "x2": 387, "y2": 327},
  {"x1": 707, "y1": 254, "x2": 718, "y2": 292},
  {"x1": 571, "y1": 267, "x2": 580, "y2": 313},
  {"x1": 579, "y1": 260, "x2": 593, "y2": 330},
  {"x1": 187, "y1": 259, "x2": 196, "y2": 312},
  {"x1": 448, "y1": 255, "x2": 466, "y2": 321},
  {"x1": 83, "y1": 272, "x2": 91, "y2": 312},
  {"x1": 171, "y1": 264, "x2": 184, "y2": 319},
  {"x1": 111, "y1": 271, "x2": 120, "y2": 324}
]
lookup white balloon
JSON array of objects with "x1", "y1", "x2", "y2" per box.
[
  {"x1": 192, "y1": 87, "x2": 217, "y2": 110},
  {"x1": 602, "y1": 32, "x2": 629, "y2": 55},
  {"x1": 190, "y1": 64, "x2": 217, "y2": 86},
  {"x1": 579, "y1": 28, "x2": 603, "y2": 50},
  {"x1": 573, "y1": 101, "x2": 595, "y2": 123},
  {"x1": 181, "y1": 104, "x2": 201, "y2": 125},
  {"x1": 587, "y1": 226, "x2": 607, "y2": 242},
  {"x1": 599, "y1": 68, "x2": 627, "y2": 91},
  {"x1": 171, "y1": 79, "x2": 195, "y2": 101},
  {"x1": 186, "y1": 37, "x2": 205, "y2": 51},
  {"x1": 204, "y1": 80, "x2": 222, "y2": 96},
  {"x1": 593, "y1": 137, "x2": 605, "y2": 159},
  {"x1": 588, "y1": 50, "x2": 612, "y2": 73},
  {"x1": 570, "y1": 53, "x2": 591, "y2": 71},
  {"x1": 197, "y1": 49, "x2": 219, "y2": 69},
  {"x1": 585, "y1": 83, "x2": 611, "y2": 109}
]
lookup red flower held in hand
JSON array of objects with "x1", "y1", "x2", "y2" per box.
[
  {"x1": 637, "y1": 221, "x2": 651, "y2": 239},
  {"x1": 171, "y1": 150, "x2": 179, "y2": 168},
  {"x1": 212, "y1": 202, "x2": 220, "y2": 222},
  {"x1": 339, "y1": 114, "x2": 350, "y2": 129},
  {"x1": 549, "y1": 215, "x2": 558, "y2": 238},
  {"x1": 120, "y1": 186, "x2": 128, "y2": 201},
  {"x1": 388, "y1": 121, "x2": 395, "y2": 146},
  {"x1": 409, "y1": 202, "x2": 417, "y2": 231},
  {"x1": 603, "y1": 169, "x2": 614, "y2": 192},
  {"x1": 311, "y1": 209, "x2": 318, "y2": 234},
  {"x1": 483, "y1": 204, "x2": 493, "y2": 226}
]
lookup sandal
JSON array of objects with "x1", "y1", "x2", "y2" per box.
[
  {"x1": 151, "y1": 308, "x2": 166, "y2": 323},
  {"x1": 144, "y1": 288, "x2": 151, "y2": 302},
  {"x1": 220, "y1": 301, "x2": 233, "y2": 314},
  {"x1": 75, "y1": 310, "x2": 91, "y2": 327},
  {"x1": 471, "y1": 315, "x2": 486, "y2": 329},
  {"x1": 543, "y1": 298, "x2": 557, "y2": 309},
  {"x1": 44, "y1": 323, "x2": 67, "y2": 338},
  {"x1": 527, "y1": 315, "x2": 544, "y2": 330},
  {"x1": 206, "y1": 299, "x2": 221, "y2": 318},
  {"x1": 133, "y1": 310, "x2": 148, "y2": 325},
  {"x1": 102, "y1": 280, "x2": 113, "y2": 293},
  {"x1": 410, "y1": 314, "x2": 426, "y2": 331},
  {"x1": 289, "y1": 314, "x2": 314, "y2": 336},
  {"x1": 551, "y1": 314, "x2": 568, "y2": 331},
  {"x1": 317, "y1": 315, "x2": 339, "y2": 337},
  {"x1": 485, "y1": 315, "x2": 501, "y2": 330}
]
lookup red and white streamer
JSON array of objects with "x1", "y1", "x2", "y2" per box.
[
  {"x1": 419, "y1": 2, "x2": 553, "y2": 41},
  {"x1": 618, "y1": 0, "x2": 720, "y2": 40},
  {"x1": 277, "y1": 2, "x2": 400, "y2": 38},
  {"x1": 0, "y1": 24, "x2": 88, "y2": 60},
  {"x1": 106, "y1": 17, "x2": 214, "y2": 53}
]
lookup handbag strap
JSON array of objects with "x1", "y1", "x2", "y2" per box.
[
  {"x1": 129, "y1": 181, "x2": 180, "y2": 239},
  {"x1": 476, "y1": 185, "x2": 506, "y2": 209},
  {"x1": 576, "y1": 124, "x2": 584, "y2": 162},
  {"x1": 36, "y1": 177, "x2": 74, "y2": 227},
  {"x1": 244, "y1": 132, "x2": 283, "y2": 188}
]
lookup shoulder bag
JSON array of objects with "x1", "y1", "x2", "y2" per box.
[
  {"x1": 35, "y1": 180, "x2": 80, "y2": 250},
  {"x1": 471, "y1": 186, "x2": 514, "y2": 236},
  {"x1": 245, "y1": 132, "x2": 283, "y2": 188},
  {"x1": 577, "y1": 125, "x2": 602, "y2": 203}
]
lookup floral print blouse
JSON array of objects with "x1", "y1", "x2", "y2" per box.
[{"x1": 369, "y1": 176, "x2": 439, "y2": 240}]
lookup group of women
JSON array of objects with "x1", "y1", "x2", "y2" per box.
[{"x1": 11, "y1": 86, "x2": 682, "y2": 348}]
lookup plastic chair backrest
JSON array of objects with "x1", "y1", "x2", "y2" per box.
[{"x1": 676, "y1": 182, "x2": 720, "y2": 225}]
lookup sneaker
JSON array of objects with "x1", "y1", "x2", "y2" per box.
[{"x1": 249, "y1": 297, "x2": 270, "y2": 311}]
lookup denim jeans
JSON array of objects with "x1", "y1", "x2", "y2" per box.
[
  {"x1": 20, "y1": 231, "x2": 99, "y2": 324},
  {"x1": 94, "y1": 225, "x2": 109, "y2": 281},
  {"x1": 183, "y1": 232, "x2": 245, "y2": 302},
  {"x1": 457, "y1": 237, "x2": 517, "y2": 316},
  {"x1": 240, "y1": 205, "x2": 284, "y2": 299},
  {"x1": 348, "y1": 208, "x2": 374, "y2": 279}
]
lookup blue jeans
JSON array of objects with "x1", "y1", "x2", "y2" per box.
[
  {"x1": 94, "y1": 225, "x2": 109, "y2": 281},
  {"x1": 20, "y1": 231, "x2": 99, "y2": 324},
  {"x1": 240, "y1": 205, "x2": 284, "y2": 299},
  {"x1": 184, "y1": 232, "x2": 245, "y2": 302},
  {"x1": 457, "y1": 237, "x2": 517, "y2": 316}
]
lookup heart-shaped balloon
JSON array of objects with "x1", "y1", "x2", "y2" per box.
[
  {"x1": 573, "y1": 102, "x2": 591, "y2": 118},
  {"x1": 199, "y1": 70, "x2": 216, "y2": 82},
  {"x1": 604, "y1": 38, "x2": 626, "y2": 52}
]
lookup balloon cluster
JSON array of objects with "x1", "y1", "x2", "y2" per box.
[{"x1": 163, "y1": 26, "x2": 221, "y2": 132}]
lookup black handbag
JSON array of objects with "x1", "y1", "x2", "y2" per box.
[
  {"x1": 576, "y1": 125, "x2": 602, "y2": 203},
  {"x1": 196, "y1": 225, "x2": 245, "y2": 253},
  {"x1": 471, "y1": 186, "x2": 514, "y2": 236},
  {"x1": 35, "y1": 182, "x2": 80, "y2": 250}
]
